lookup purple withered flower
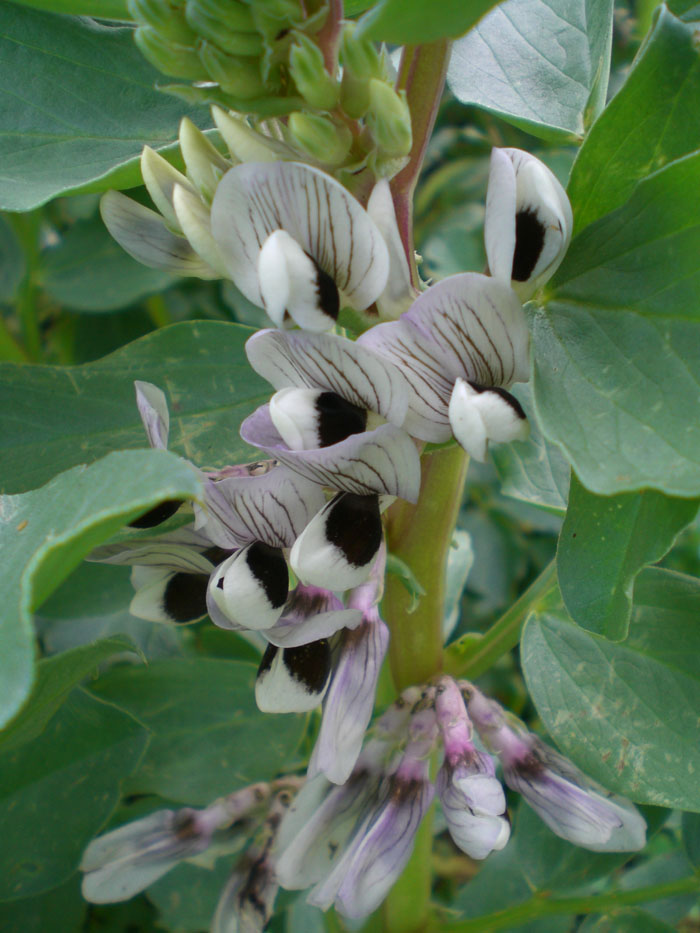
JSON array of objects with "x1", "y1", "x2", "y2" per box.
[
  {"x1": 484, "y1": 147, "x2": 573, "y2": 302},
  {"x1": 434, "y1": 677, "x2": 509, "y2": 859},
  {"x1": 466, "y1": 687, "x2": 646, "y2": 852},
  {"x1": 210, "y1": 161, "x2": 390, "y2": 331}
]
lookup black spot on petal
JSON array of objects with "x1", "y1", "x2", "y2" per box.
[
  {"x1": 129, "y1": 499, "x2": 182, "y2": 528},
  {"x1": 163, "y1": 572, "x2": 209, "y2": 623},
  {"x1": 512, "y1": 208, "x2": 546, "y2": 282},
  {"x1": 258, "y1": 642, "x2": 278, "y2": 678},
  {"x1": 313, "y1": 260, "x2": 340, "y2": 321},
  {"x1": 325, "y1": 493, "x2": 382, "y2": 569},
  {"x1": 245, "y1": 542, "x2": 288, "y2": 608},
  {"x1": 316, "y1": 392, "x2": 367, "y2": 447},
  {"x1": 283, "y1": 640, "x2": 331, "y2": 694}
]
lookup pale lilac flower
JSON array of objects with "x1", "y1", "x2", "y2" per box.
[
  {"x1": 210, "y1": 161, "x2": 390, "y2": 331},
  {"x1": 466, "y1": 688, "x2": 646, "y2": 852},
  {"x1": 358, "y1": 273, "x2": 530, "y2": 460},
  {"x1": 484, "y1": 147, "x2": 573, "y2": 301}
]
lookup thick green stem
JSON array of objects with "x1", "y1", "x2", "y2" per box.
[
  {"x1": 383, "y1": 445, "x2": 469, "y2": 691},
  {"x1": 391, "y1": 40, "x2": 451, "y2": 288},
  {"x1": 443, "y1": 559, "x2": 557, "y2": 680},
  {"x1": 438, "y1": 874, "x2": 700, "y2": 932},
  {"x1": 9, "y1": 211, "x2": 42, "y2": 361}
]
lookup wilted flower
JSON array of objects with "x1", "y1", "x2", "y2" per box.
[{"x1": 484, "y1": 147, "x2": 573, "y2": 301}]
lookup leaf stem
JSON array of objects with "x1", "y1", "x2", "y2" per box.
[
  {"x1": 443, "y1": 559, "x2": 558, "y2": 679},
  {"x1": 437, "y1": 874, "x2": 700, "y2": 932},
  {"x1": 9, "y1": 210, "x2": 42, "y2": 361}
]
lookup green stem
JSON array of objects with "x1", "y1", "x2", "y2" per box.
[
  {"x1": 0, "y1": 315, "x2": 28, "y2": 362},
  {"x1": 391, "y1": 39, "x2": 451, "y2": 288},
  {"x1": 438, "y1": 874, "x2": 700, "y2": 933},
  {"x1": 443, "y1": 559, "x2": 557, "y2": 680},
  {"x1": 383, "y1": 445, "x2": 469, "y2": 691},
  {"x1": 9, "y1": 211, "x2": 42, "y2": 361}
]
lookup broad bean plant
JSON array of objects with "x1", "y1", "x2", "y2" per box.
[{"x1": 1, "y1": 0, "x2": 700, "y2": 931}]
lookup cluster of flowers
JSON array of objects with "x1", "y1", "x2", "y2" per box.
[
  {"x1": 79, "y1": 113, "x2": 646, "y2": 926},
  {"x1": 82, "y1": 676, "x2": 646, "y2": 926}
]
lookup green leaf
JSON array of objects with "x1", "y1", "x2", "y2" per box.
[
  {"x1": 447, "y1": 0, "x2": 614, "y2": 140},
  {"x1": 91, "y1": 658, "x2": 305, "y2": 804},
  {"x1": 522, "y1": 568, "x2": 700, "y2": 809},
  {"x1": 0, "y1": 635, "x2": 139, "y2": 753},
  {"x1": 568, "y1": 7, "x2": 700, "y2": 234},
  {"x1": 534, "y1": 152, "x2": 700, "y2": 497},
  {"x1": 0, "y1": 876, "x2": 86, "y2": 933},
  {"x1": 682, "y1": 811, "x2": 700, "y2": 868},
  {"x1": 0, "y1": 448, "x2": 201, "y2": 730},
  {"x1": 147, "y1": 859, "x2": 236, "y2": 932},
  {"x1": 491, "y1": 383, "x2": 570, "y2": 513},
  {"x1": 7, "y1": 0, "x2": 130, "y2": 16},
  {"x1": 0, "y1": 215, "x2": 25, "y2": 303},
  {"x1": 579, "y1": 909, "x2": 676, "y2": 932},
  {"x1": 0, "y1": 321, "x2": 268, "y2": 494},
  {"x1": 358, "y1": 0, "x2": 500, "y2": 43},
  {"x1": 0, "y1": 6, "x2": 206, "y2": 211},
  {"x1": 557, "y1": 475, "x2": 698, "y2": 639},
  {"x1": 39, "y1": 218, "x2": 176, "y2": 312},
  {"x1": 619, "y1": 850, "x2": 698, "y2": 925},
  {"x1": 0, "y1": 687, "x2": 149, "y2": 900}
]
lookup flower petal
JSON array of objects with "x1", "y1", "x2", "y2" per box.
[
  {"x1": 178, "y1": 116, "x2": 230, "y2": 202},
  {"x1": 367, "y1": 179, "x2": 416, "y2": 319},
  {"x1": 100, "y1": 190, "x2": 219, "y2": 278},
  {"x1": 130, "y1": 568, "x2": 210, "y2": 624},
  {"x1": 263, "y1": 586, "x2": 362, "y2": 648},
  {"x1": 246, "y1": 328, "x2": 409, "y2": 425},
  {"x1": 172, "y1": 183, "x2": 229, "y2": 276},
  {"x1": 134, "y1": 380, "x2": 169, "y2": 450},
  {"x1": 208, "y1": 542, "x2": 289, "y2": 630},
  {"x1": 448, "y1": 379, "x2": 529, "y2": 461},
  {"x1": 484, "y1": 147, "x2": 517, "y2": 284},
  {"x1": 141, "y1": 145, "x2": 196, "y2": 231},
  {"x1": 241, "y1": 405, "x2": 421, "y2": 500},
  {"x1": 255, "y1": 641, "x2": 332, "y2": 713},
  {"x1": 210, "y1": 161, "x2": 389, "y2": 310}
]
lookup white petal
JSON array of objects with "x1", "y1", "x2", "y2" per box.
[
  {"x1": 448, "y1": 380, "x2": 488, "y2": 461},
  {"x1": 212, "y1": 106, "x2": 295, "y2": 164},
  {"x1": 179, "y1": 117, "x2": 230, "y2": 202},
  {"x1": 484, "y1": 147, "x2": 517, "y2": 284},
  {"x1": 246, "y1": 328, "x2": 409, "y2": 426},
  {"x1": 255, "y1": 642, "x2": 331, "y2": 713},
  {"x1": 257, "y1": 230, "x2": 291, "y2": 326},
  {"x1": 130, "y1": 570, "x2": 209, "y2": 624},
  {"x1": 172, "y1": 183, "x2": 229, "y2": 276},
  {"x1": 100, "y1": 191, "x2": 219, "y2": 279},
  {"x1": 367, "y1": 179, "x2": 416, "y2": 319},
  {"x1": 141, "y1": 145, "x2": 197, "y2": 231},
  {"x1": 208, "y1": 543, "x2": 288, "y2": 630},
  {"x1": 210, "y1": 161, "x2": 389, "y2": 311},
  {"x1": 290, "y1": 494, "x2": 383, "y2": 591},
  {"x1": 135, "y1": 380, "x2": 169, "y2": 449}
]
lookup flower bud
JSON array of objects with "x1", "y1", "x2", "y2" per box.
[
  {"x1": 212, "y1": 105, "x2": 295, "y2": 162},
  {"x1": 366, "y1": 80, "x2": 412, "y2": 158},
  {"x1": 288, "y1": 112, "x2": 352, "y2": 166},
  {"x1": 185, "y1": 1, "x2": 264, "y2": 56},
  {"x1": 128, "y1": 0, "x2": 197, "y2": 45},
  {"x1": 134, "y1": 25, "x2": 210, "y2": 80},
  {"x1": 197, "y1": 40, "x2": 267, "y2": 98},
  {"x1": 339, "y1": 25, "x2": 383, "y2": 119},
  {"x1": 178, "y1": 117, "x2": 230, "y2": 202},
  {"x1": 289, "y1": 33, "x2": 339, "y2": 111},
  {"x1": 185, "y1": 0, "x2": 256, "y2": 35}
]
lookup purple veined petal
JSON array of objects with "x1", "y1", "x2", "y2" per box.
[
  {"x1": 210, "y1": 161, "x2": 389, "y2": 311},
  {"x1": 196, "y1": 466, "x2": 326, "y2": 550},
  {"x1": 366, "y1": 179, "x2": 416, "y2": 319},
  {"x1": 262, "y1": 585, "x2": 363, "y2": 649},
  {"x1": 308, "y1": 773, "x2": 434, "y2": 919},
  {"x1": 129, "y1": 566, "x2": 210, "y2": 624},
  {"x1": 135, "y1": 380, "x2": 169, "y2": 450},
  {"x1": 246, "y1": 328, "x2": 409, "y2": 426},
  {"x1": 308, "y1": 611, "x2": 389, "y2": 785},
  {"x1": 401, "y1": 273, "x2": 530, "y2": 389},
  {"x1": 275, "y1": 772, "x2": 379, "y2": 890},
  {"x1": 436, "y1": 769, "x2": 510, "y2": 860},
  {"x1": 255, "y1": 640, "x2": 332, "y2": 713},
  {"x1": 485, "y1": 148, "x2": 573, "y2": 302},
  {"x1": 211, "y1": 852, "x2": 278, "y2": 933},
  {"x1": 208, "y1": 543, "x2": 289, "y2": 630},
  {"x1": 88, "y1": 538, "x2": 215, "y2": 574},
  {"x1": 99, "y1": 191, "x2": 220, "y2": 279},
  {"x1": 290, "y1": 493, "x2": 383, "y2": 592},
  {"x1": 258, "y1": 230, "x2": 339, "y2": 332},
  {"x1": 241, "y1": 405, "x2": 421, "y2": 501},
  {"x1": 359, "y1": 319, "x2": 454, "y2": 443},
  {"x1": 172, "y1": 183, "x2": 229, "y2": 276},
  {"x1": 448, "y1": 379, "x2": 529, "y2": 462},
  {"x1": 81, "y1": 809, "x2": 211, "y2": 903}
]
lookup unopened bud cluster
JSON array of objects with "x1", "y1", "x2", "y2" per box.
[{"x1": 128, "y1": 0, "x2": 412, "y2": 177}]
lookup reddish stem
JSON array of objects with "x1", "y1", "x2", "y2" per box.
[{"x1": 316, "y1": 0, "x2": 344, "y2": 76}]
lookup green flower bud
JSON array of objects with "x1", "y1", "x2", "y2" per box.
[
  {"x1": 340, "y1": 22, "x2": 382, "y2": 79},
  {"x1": 287, "y1": 112, "x2": 352, "y2": 166},
  {"x1": 179, "y1": 117, "x2": 231, "y2": 201},
  {"x1": 129, "y1": 0, "x2": 197, "y2": 44},
  {"x1": 185, "y1": 0, "x2": 256, "y2": 33},
  {"x1": 185, "y1": 1, "x2": 264, "y2": 56},
  {"x1": 212, "y1": 105, "x2": 296, "y2": 162},
  {"x1": 340, "y1": 69, "x2": 369, "y2": 119},
  {"x1": 135, "y1": 25, "x2": 209, "y2": 80},
  {"x1": 251, "y1": 0, "x2": 305, "y2": 41},
  {"x1": 289, "y1": 34, "x2": 339, "y2": 111},
  {"x1": 366, "y1": 79, "x2": 412, "y2": 158},
  {"x1": 197, "y1": 40, "x2": 267, "y2": 98}
]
